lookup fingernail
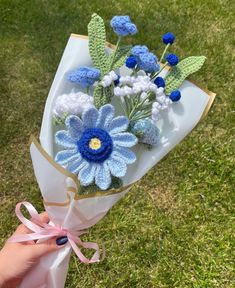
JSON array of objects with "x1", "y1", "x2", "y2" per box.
[{"x1": 56, "y1": 236, "x2": 68, "y2": 246}]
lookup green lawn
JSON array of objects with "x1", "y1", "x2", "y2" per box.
[{"x1": 0, "y1": 0, "x2": 234, "y2": 287}]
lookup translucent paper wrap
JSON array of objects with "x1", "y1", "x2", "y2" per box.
[{"x1": 19, "y1": 34, "x2": 215, "y2": 288}]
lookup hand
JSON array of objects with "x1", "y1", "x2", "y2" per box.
[{"x1": 0, "y1": 212, "x2": 67, "y2": 288}]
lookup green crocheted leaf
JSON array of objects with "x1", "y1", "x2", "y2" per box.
[
  {"x1": 88, "y1": 13, "x2": 108, "y2": 74},
  {"x1": 93, "y1": 85, "x2": 113, "y2": 109},
  {"x1": 108, "y1": 45, "x2": 132, "y2": 71},
  {"x1": 165, "y1": 56, "x2": 206, "y2": 94}
]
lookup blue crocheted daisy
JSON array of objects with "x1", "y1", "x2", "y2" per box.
[{"x1": 55, "y1": 104, "x2": 137, "y2": 190}]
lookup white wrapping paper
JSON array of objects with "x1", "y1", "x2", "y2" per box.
[{"x1": 19, "y1": 34, "x2": 215, "y2": 288}]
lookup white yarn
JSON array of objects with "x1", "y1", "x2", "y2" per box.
[
  {"x1": 101, "y1": 71, "x2": 118, "y2": 87},
  {"x1": 53, "y1": 92, "x2": 94, "y2": 119}
]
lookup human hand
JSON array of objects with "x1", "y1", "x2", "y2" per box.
[{"x1": 0, "y1": 212, "x2": 68, "y2": 288}]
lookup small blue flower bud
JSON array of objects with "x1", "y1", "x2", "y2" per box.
[
  {"x1": 154, "y1": 76, "x2": 165, "y2": 88},
  {"x1": 169, "y1": 90, "x2": 181, "y2": 102},
  {"x1": 162, "y1": 32, "x2": 175, "y2": 45},
  {"x1": 125, "y1": 56, "x2": 137, "y2": 68},
  {"x1": 165, "y1": 53, "x2": 179, "y2": 66}
]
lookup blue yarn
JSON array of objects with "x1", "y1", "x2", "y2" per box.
[
  {"x1": 154, "y1": 76, "x2": 165, "y2": 88},
  {"x1": 138, "y1": 52, "x2": 160, "y2": 73},
  {"x1": 169, "y1": 90, "x2": 181, "y2": 102},
  {"x1": 130, "y1": 118, "x2": 160, "y2": 146},
  {"x1": 77, "y1": 128, "x2": 113, "y2": 163},
  {"x1": 165, "y1": 53, "x2": 179, "y2": 66},
  {"x1": 125, "y1": 56, "x2": 137, "y2": 68},
  {"x1": 110, "y1": 16, "x2": 137, "y2": 36},
  {"x1": 67, "y1": 66, "x2": 101, "y2": 88},
  {"x1": 131, "y1": 45, "x2": 149, "y2": 56},
  {"x1": 162, "y1": 32, "x2": 175, "y2": 45},
  {"x1": 54, "y1": 104, "x2": 137, "y2": 190},
  {"x1": 114, "y1": 75, "x2": 120, "y2": 86}
]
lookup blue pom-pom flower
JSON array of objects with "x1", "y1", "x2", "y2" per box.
[
  {"x1": 169, "y1": 90, "x2": 181, "y2": 102},
  {"x1": 131, "y1": 45, "x2": 149, "y2": 56},
  {"x1": 154, "y1": 76, "x2": 165, "y2": 88},
  {"x1": 68, "y1": 66, "x2": 101, "y2": 88},
  {"x1": 138, "y1": 52, "x2": 160, "y2": 73},
  {"x1": 55, "y1": 104, "x2": 137, "y2": 190},
  {"x1": 162, "y1": 32, "x2": 175, "y2": 45},
  {"x1": 165, "y1": 53, "x2": 179, "y2": 66},
  {"x1": 130, "y1": 118, "x2": 160, "y2": 146},
  {"x1": 125, "y1": 56, "x2": 137, "y2": 68},
  {"x1": 110, "y1": 16, "x2": 137, "y2": 36}
]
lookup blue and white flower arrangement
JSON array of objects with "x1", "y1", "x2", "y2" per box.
[{"x1": 53, "y1": 13, "x2": 207, "y2": 191}]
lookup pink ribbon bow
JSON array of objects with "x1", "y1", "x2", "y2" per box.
[{"x1": 7, "y1": 201, "x2": 101, "y2": 264}]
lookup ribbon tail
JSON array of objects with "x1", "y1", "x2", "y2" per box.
[{"x1": 68, "y1": 238, "x2": 100, "y2": 264}]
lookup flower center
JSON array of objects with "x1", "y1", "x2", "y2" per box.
[
  {"x1": 77, "y1": 128, "x2": 113, "y2": 163},
  {"x1": 89, "y1": 138, "x2": 101, "y2": 150}
]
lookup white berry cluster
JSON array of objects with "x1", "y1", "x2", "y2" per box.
[
  {"x1": 53, "y1": 91, "x2": 94, "y2": 119},
  {"x1": 152, "y1": 93, "x2": 171, "y2": 122},
  {"x1": 114, "y1": 75, "x2": 163, "y2": 97},
  {"x1": 113, "y1": 75, "x2": 171, "y2": 122},
  {"x1": 100, "y1": 71, "x2": 119, "y2": 87}
]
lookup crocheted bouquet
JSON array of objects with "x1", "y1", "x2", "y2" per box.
[
  {"x1": 53, "y1": 14, "x2": 206, "y2": 193},
  {"x1": 17, "y1": 14, "x2": 215, "y2": 288}
]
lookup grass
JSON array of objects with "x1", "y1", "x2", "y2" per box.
[{"x1": 0, "y1": 0, "x2": 234, "y2": 287}]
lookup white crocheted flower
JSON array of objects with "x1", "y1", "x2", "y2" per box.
[{"x1": 53, "y1": 92, "x2": 94, "y2": 119}]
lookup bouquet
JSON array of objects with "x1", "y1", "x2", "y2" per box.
[{"x1": 9, "y1": 14, "x2": 215, "y2": 288}]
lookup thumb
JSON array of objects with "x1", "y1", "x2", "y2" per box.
[{"x1": 32, "y1": 236, "x2": 68, "y2": 258}]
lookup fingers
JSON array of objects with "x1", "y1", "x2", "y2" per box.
[
  {"x1": 38, "y1": 212, "x2": 49, "y2": 224},
  {"x1": 13, "y1": 211, "x2": 49, "y2": 236},
  {"x1": 31, "y1": 237, "x2": 67, "y2": 258}
]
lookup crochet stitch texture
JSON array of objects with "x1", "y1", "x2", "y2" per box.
[
  {"x1": 170, "y1": 90, "x2": 181, "y2": 102},
  {"x1": 154, "y1": 76, "x2": 166, "y2": 88},
  {"x1": 162, "y1": 32, "x2": 175, "y2": 45},
  {"x1": 68, "y1": 66, "x2": 101, "y2": 88},
  {"x1": 131, "y1": 45, "x2": 149, "y2": 56},
  {"x1": 110, "y1": 16, "x2": 137, "y2": 36},
  {"x1": 55, "y1": 104, "x2": 137, "y2": 190},
  {"x1": 53, "y1": 92, "x2": 94, "y2": 119},
  {"x1": 165, "y1": 53, "x2": 179, "y2": 66},
  {"x1": 130, "y1": 118, "x2": 160, "y2": 145}
]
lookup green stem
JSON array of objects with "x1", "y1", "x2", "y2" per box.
[
  {"x1": 86, "y1": 87, "x2": 90, "y2": 94},
  {"x1": 132, "y1": 112, "x2": 152, "y2": 122},
  {"x1": 109, "y1": 36, "x2": 122, "y2": 71},
  {"x1": 128, "y1": 93, "x2": 141, "y2": 119},
  {"x1": 160, "y1": 43, "x2": 170, "y2": 63},
  {"x1": 151, "y1": 62, "x2": 168, "y2": 80},
  {"x1": 124, "y1": 96, "x2": 130, "y2": 115}
]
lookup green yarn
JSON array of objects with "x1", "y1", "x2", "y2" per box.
[
  {"x1": 165, "y1": 56, "x2": 206, "y2": 94},
  {"x1": 93, "y1": 85, "x2": 113, "y2": 109},
  {"x1": 108, "y1": 44, "x2": 131, "y2": 71},
  {"x1": 88, "y1": 13, "x2": 108, "y2": 75}
]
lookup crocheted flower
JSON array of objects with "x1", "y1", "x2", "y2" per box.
[
  {"x1": 138, "y1": 52, "x2": 160, "y2": 73},
  {"x1": 169, "y1": 90, "x2": 181, "y2": 102},
  {"x1": 165, "y1": 53, "x2": 179, "y2": 66},
  {"x1": 130, "y1": 118, "x2": 160, "y2": 146},
  {"x1": 68, "y1": 66, "x2": 101, "y2": 88},
  {"x1": 154, "y1": 76, "x2": 165, "y2": 88},
  {"x1": 55, "y1": 104, "x2": 137, "y2": 190},
  {"x1": 162, "y1": 32, "x2": 175, "y2": 45},
  {"x1": 110, "y1": 16, "x2": 137, "y2": 36},
  {"x1": 53, "y1": 92, "x2": 94, "y2": 119},
  {"x1": 125, "y1": 56, "x2": 137, "y2": 68},
  {"x1": 131, "y1": 45, "x2": 149, "y2": 56}
]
